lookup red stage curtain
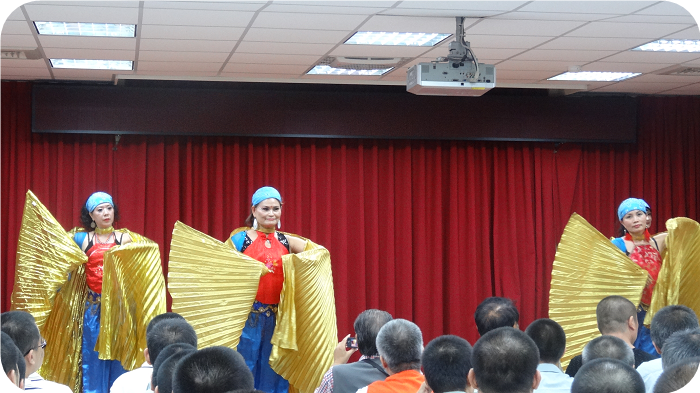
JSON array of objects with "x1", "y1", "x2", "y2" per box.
[{"x1": 2, "y1": 81, "x2": 698, "y2": 346}]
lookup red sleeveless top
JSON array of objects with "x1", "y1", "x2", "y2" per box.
[
  {"x1": 243, "y1": 231, "x2": 288, "y2": 304},
  {"x1": 85, "y1": 233, "x2": 118, "y2": 294},
  {"x1": 629, "y1": 245, "x2": 662, "y2": 305}
]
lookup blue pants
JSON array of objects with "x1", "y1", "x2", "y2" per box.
[
  {"x1": 237, "y1": 301, "x2": 289, "y2": 393},
  {"x1": 82, "y1": 293, "x2": 127, "y2": 393},
  {"x1": 635, "y1": 308, "x2": 661, "y2": 359}
]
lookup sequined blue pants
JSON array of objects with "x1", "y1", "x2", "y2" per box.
[{"x1": 634, "y1": 308, "x2": 660, "y2": 359}]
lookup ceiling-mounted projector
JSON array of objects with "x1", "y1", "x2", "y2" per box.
[{"x1": 407, "y1": 17, "x2": 495, "y2": 96}]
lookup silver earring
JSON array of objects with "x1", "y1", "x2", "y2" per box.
[
  {"x1": 252, "y1": 218, "x2": 258, "y2": 230},
  {"x1": 278, "y1": 220, "x2": 281, "y2": 229},
  {"x1": 90, "y1": 220, "x2": 96, "y2": 229}
]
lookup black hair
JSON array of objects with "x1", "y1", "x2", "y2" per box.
[
  {"x1": 474, "y1": 297, "x2": 520, "y2": 336},
  {"x1": 173, "y1": 346, "x2": 254, "y2": 393},
  {"x1": 661, "y1": 328, "x2": 700, "y2": 370},
  {"x1": 650, "y1": 305, "x2": 699, "y2": 352},
  {"x1": 524, "y1": 318, "x2": 567, "y2": 364},
  {"x1": 80, "y1": 198, "x2": 120, "y2": 230},
  {"x1": 422, "y1": 335, "x2": 472, "y2": 393},
  {"x1": 572, "y1": 358, "x2": 644, "y2": 393},
  {"x1": 375, "y1": 319, "x2": 423, "y2": 373},
  {"x1": 653, "y1": 357, "x2": 700, "y2": 393},
  {"x1": 155, "y1": 348, "x2": 196, "y2": 393},
  {"x1": 146, "y1": 319, "x2": 198, "y2": 366},
  {"x1": 152, "y1": 343, "x2": 197, "y2": 389},
  {"x1": 471, "y1": 327, "x2": 539, "y2": 393},
  {"x1": 147, "y1": 312, "x2": 187, "y2": 335},
  {"x1": 581, "y1": 336, "x2": 634, "y2": 367},
  {"x1": 596, "y1": 296, "x2": 636, "y2": 335},
  {"x1": 354, "y1": 309, "x2": 393, "y2": 357},
  {"x1": 2, "y1": 331, "x2": 21, "y2": 378},
  {"x1": 1, "y1": 311, "x2": 40, "y2": 356}
]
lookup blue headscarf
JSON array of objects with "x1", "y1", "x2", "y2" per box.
[
  {"x1": 617, "y1": 198, "x2": 649, "y2": 221},
  {"x1": 86, "y1": 192, "x2": 113, "y2": 212},
  {"x1": 251, "y1": 187, "x2": 282, "y2": 206}
]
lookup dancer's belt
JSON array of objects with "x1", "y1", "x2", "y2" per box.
[{"x1": 251, "y1": 304, "x2": 278, "y2": 317}]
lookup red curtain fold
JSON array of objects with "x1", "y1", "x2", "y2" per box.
[{"x1": 2, "y1": 81, "x2": 698, "y2": 346}]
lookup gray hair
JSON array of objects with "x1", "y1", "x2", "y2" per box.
[
  {"x1": 582, "y1": 336, "x2": 634, "y2": 367},
  {"x1": 376, "y1": 319, "x2": 423, "y2": 373}
]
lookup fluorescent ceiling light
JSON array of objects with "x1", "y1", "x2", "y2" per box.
[
  {"x1": 547, "y1": 71, "x2": 640, "y2": 82},
  {"x1": 306, "y1": 65, "x2": 393, "y2": 76},
  {"x1": 35, "y1": 21, "x2": 136, "y2": 37},
  {"x1": 632, "y1": 39, "x2": 700, "y2": 52},
  {"x1": 345, "y1": 32, "x2": 451, "y2": 46},
  {"x1": 50, "y1": 59, "x2": 133, "y2": 70}
]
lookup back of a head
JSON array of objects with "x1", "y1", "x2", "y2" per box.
[
  {"x1": 653, "y1": 357, "x2": 700, "y2": 393},
  {"x1": 2, "y1": 331, "x2": 21, "y2": 377},
  {"x1": 354, "y1": 309, "x2": 393, "y2": 357},
  {"x1": 375, "y1": 319, "x2": 423, "y2": 373},
  {"x1": 651, "y1": 305, "x2": 699, "y2": 352},
  {"x1": 422, "y1": 335, "x2": 472, "y2": 393},
  {"x1": 147, "y1": 319, "x2": 198, "y2": 365},
  {"x1": 661, "y1": 328, "x2": 700, "y2": 370},
  {"x1": 582, "y1": 336, "x2": 634, "y2": 367},
  {"x1": 172, "y1": 346, "x2": 253, "y2": 393},
  {"x1": 471, "y1": 327, "x2": 539, "y2": 393},
  {"x1": 596, "y1": 296, "x2": 636, "y2": 335},
  {"x1": 524, "y1": 318, "x2": 566, "y2": 364},
  {"x1": 155, "y1": 349, "x2": 196, "y2": 393},
  {"x1": 1, "y1": 311, "x2": 40, "y2": 356},
  {"x1": 152, "y1": 343, "x2": 197, "y2": 389},
  {"x1": 572, "y1": 358, "x2": 644, "y2": 393},
  {"x1": 474, "y1": 297, "x2": 519, "y2": 336},
  {"x1": 147, "y1": 312, "x2": 186, "y2": 335}
]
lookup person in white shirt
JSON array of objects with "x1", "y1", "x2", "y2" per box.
[{"x1": 524, "y1": 319, "x2": 573, "y2": 393}]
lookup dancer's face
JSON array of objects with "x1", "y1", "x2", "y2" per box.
[
  {"x1": 621, "y1": 209, "x2": 647, "y2": 236},
  {"x1": 90, "y1": 203, "x2": 114, "y2": 229},
  {"x1": 252, "y1": 198, "x2": 281, "y2": 230}
]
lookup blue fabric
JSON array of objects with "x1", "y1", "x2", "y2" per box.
[
  {"x1": 232, "y1": 232, "x2": 246, "y2": 252},
  {"x1": 237, "y1": 301, "x2": 289, "y2": 393},
  {"x1": 634, "y1": 309, "x2": 660, "y2": 359},
  {"x1": 252, "y1": 187, "x2": 282, "y2": 206},
  {"x1": 82, "y1": 293, "x2": 127, "y2": 393},
  {"x1": 617, "y1": 198, "x2": 649, "y2": 220},
  {"x1": 611, "y1": 237, "x2": 627, "y2": 253},
  {"x1": 74, "y1": 232, "x2": 87, "y2": 247},
  {"x1": 86, "y1": 192, "x2": 113, "y2": 213}
]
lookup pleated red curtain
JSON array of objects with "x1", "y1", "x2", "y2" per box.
[{"x1": 2, "y1": 81, "x2": 698, "y2": 346}]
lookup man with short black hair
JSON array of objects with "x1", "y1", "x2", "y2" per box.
[
  {"x1": 660, "y1": 328, "x2": 700, "y2": 370},
  {"x1": 565, "y1": 296, "x2": 654, "y2": 377},
  {"x1": 315, "y1": 309, "x2": 393, "y2": 393},
  {"x1": 474, "y1": 297, "x2": 519, "y2": 336},
  {"x1": 151, "y1": 343, "x2": 197, "y2": 392},
  {"x1": 422, "y1": 335, "x2": 473, "y2": 393},
  {"x1": 581, "y1": 336, "x2": 635, "y2": 367},
  {"x1": 571, "y1": 358, "x2": 644, "y2": 393},
  {"x1": 652, "y1": 357, "x2": 700, "y2": 393},
  {"x1": 2, "y1": 331, "x2": 24, "y2": 388},
  {"x1": 172, "y1": 346, "x2": 254, "y2": 393},
  {"x1": 524, "y1": 319, "x2": 572, "y2": 393},
  {"x1": 469, "y1": 327, "x2": 540, "y2": 393},
  {"x1": 153, "y1": 346, "x2": 196, "y2": 393}
]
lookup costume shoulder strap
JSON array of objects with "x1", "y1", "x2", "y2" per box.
[
  {"x1": 611, "y1": 237, "x2": 627, "y2": 253},
  {"x1": 73, "y1": 231, "x2": 87, "y2": 247}
]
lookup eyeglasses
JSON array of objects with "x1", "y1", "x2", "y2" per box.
[{"x1": 24, "y1": 337, "x2": 47, "y2": 356}]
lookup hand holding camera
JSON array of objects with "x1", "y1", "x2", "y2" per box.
[{"x1": 334, "y1": 334, "x2": 358, "y2": 365}]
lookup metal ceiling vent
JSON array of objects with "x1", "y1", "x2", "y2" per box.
[
  {"x1": 655, "y1": 65, "x2": 700, "y2": 76},
  {"x1": 322, "y1": 56, "x2": 408, "y2": 70}
]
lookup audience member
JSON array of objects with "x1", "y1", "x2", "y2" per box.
[
  {"x1": 315, "y1": 309, "x2": 393, "y2": 393},
  {"x1": 469, "y1": 327, "x2": 540, "y2": 393},
  {"x1": 653, "y1": 356, "x2": 700, "y2": 393},
  {"x1": 565, "y1": 296, "x2": 654, "y2": 377},
  {"x1": 474, "y1": 297, "x2": 520, "y2": 336},
  {"x1": 422, "y1": 335, "x2": 473, "y2": 393},
  {"x1": 151, "y1": 343, "x2": 197, "y2": 391},
  {"x1": 2, "y1": 331, "x2": 23, "y2": 387},
  {"x1": 637, "y1": 305, "x2": 699, "y2": 393},
  {"x1": 154, "y1": 348, "x2": 196, "y2": 393},
  {"x1": 525, "y1": 318, "x2": 572, "y2": 393},
  {"x1": 581, "y1": 336, "x2": 634, "y2": 367},
  {"x1": 357, "y1": 319, "x2": 424, "y2": 393},
  {"x1": 172, "y1": 346, "x2": 254, "y2": 393},
  {"x1": 571, "y1": 358, "x2": 644, "y2": 393},
  {"x1": 111, "y1": 312, "x2": 189, "y2": 393},
  {"x1": 660, "y1": 328, "x2": 700, "y2": 370}
]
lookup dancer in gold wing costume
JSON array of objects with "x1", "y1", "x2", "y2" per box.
[
  {"x1": 10, "y1": 191, "x2": 167, "y2": 393},
  {"x1": 168, "y1": 186, "x2": 337, "y2": 393}
]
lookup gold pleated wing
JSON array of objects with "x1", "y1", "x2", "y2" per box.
[
  {"x1": 270, "y1": 240, "x2": 337, "y2": 393},
  {"x1": 549, "y1": 213, "x2": 648, "y2": 369},
  {"x1": 97, "y1": 230, "x2": 167, "y2": 370},
  {"x1": 645, "y1": 218, "x2": 700, "y2": 325},
  {"x1": 168, "y1": 222, "x2": 267, "y2": 349}
]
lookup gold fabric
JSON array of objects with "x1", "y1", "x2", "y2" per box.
[
  {"x1": 168, "y1": 222, "x2": 267, "y2": 349},
  {"x1": 645, "y1": 218, "x2": 700, "y2": 325},
  {"x1": 549, "y1": 213, "x2": 648, "y2": 369}
]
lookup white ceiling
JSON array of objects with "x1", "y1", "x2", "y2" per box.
[{"x1": 2, "y1": 0, "x2": 700, "y2": 95}]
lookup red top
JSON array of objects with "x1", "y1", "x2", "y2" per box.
[
  {"x1": 85, "y1": 238, "x2": 117, "y2": 294},
  {"x1": 243, "y1": 231, "x2": 288, "y2": 304},
  {"x1": 629, "y1": 244, "x2": 662, "y2": 305}
]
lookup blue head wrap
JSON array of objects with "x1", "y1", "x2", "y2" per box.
[
  {"x1": 251, "y1": 187, "x2": 282, "y2": 206},
  {"x1": 86, "y1": 192, "x2": 113, "y2": 212},
  {"x1": 617, "y1": 198, "x2": 649, "y2": 221}
]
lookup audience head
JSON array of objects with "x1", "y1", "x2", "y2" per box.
[
  {"x1": 650, "y1": 305, "x2": 699, "y2": 354},
  {"x1": 375, "y1": 319, "x2": 423, "y2": 374},
  {"x1": 147, "y1": 312, "x2": 186, "y2": 335},
  {"x1": 474, "y1": 297, "x2": 520, "y2": 336},
  {"x1": 581, "y1": 336, "x2": 634, "y2": 367},
  {"x1": 172, "y1": 346, "x2": 253, "y2": 393},
  {"x1": 422, "y1": 335, "x2": 473, "y2": 393},
  {"x1": 571, "y1": 358, "x2": 644, "y2": 393},
  {"x1": 661, "y1": 328, "x2": 700, "y2": 370},
  {"x1": 146, "y1": 319, "x2": 198, "y2": 366},
  {"x1": 469, "y1": 327, "x2": 540, "y2": 393},
  {"x1": 155, "y1": 348, "x2": 196, "y2": 393},
  {"x1": 524, "y1": 318, "x2": 566, "y2": 364},
  {"x1": 653, "y1": 357, "x2": 700, "y2": 393},
  {"x1": 596, "y1": 296, "x2": 638, "y2": 344},
  {"x1": 152, "y1": 343, "x2": 197, "y2": 391},
  {"x1": 1, "y1": 311, "x2": 44, "y2": 375},
  {"x1": 354, "y1": 309, "x2": 393, "y2": 357},
  {"x1": 2, "y1": 331, "x2": 23, "y2": 387}
]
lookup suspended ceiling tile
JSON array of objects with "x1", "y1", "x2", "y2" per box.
[
  {"x1": 359, "y1": 15, "x2": 463, "y2": 33},
  {"x1": 493, "y1": 69, "x2": 557, "y2": 80},
  {"x1": 329, "y1": 45, "x2": 431, "y2": 57},
  {"x1": 244, "y1": 28, "x2": 352, "y2": 44},
  {"x1": 139, "y1": 38, "x2": 234, "y2": 52},
  {"x1": 252, "y1": 11, "x2": 368, "y2": 31},
  {"x1": 39, "y1": 36, "x2": 136, "y2": 50},
  {"x1": 665, "y1": 26, "x2": 700, "y2": 39},
  {"x1": 134, "y1": 70, "x2": 219, "y2": 77},
  {"x1": 565, "y1": 21, "x2": 693, "y2": 39},
  {"x1": 139, "y1": 25, "x2": 245, "y2": 41},
  {"x1": 28, "y1": 2, "x2": 139, "y2": 8},
  {"x1": 228, "y1": 52, "x2": 322, "y2": 65},
  {"x1": 662, "y1": 83, "x2": 700, "y2": 94},
  {"x1": 138, "y1": 50, "x2": 229, "y2": 63},
  {"x1": 237, "y1": 41, "x2": 335, "y2": 56},
  {"x1": 600, "y1": 50, "x2": 700, "y2": 64},
  {"x1": 263, "y1": 3, "x2": 389, "y2": 14},
  {"x1": 1, "y1": 34, "x2": 39, "y2": 48},
  {"x1": 593, "y1": 83, "x2": 687, "y2": 94},
  {"x1": 584, "y1": 61, "x2": 678, "y2": 73},
  {"x1": 51, "y1": 68, "x2": 131, "y2": 78},
  {"x1": 43, "y1": 48, "x2": 135, "y2": 60},
  {"x1": 537, "y1": 36, "x2": 650, "y2": 51},
  {"x1": 24, "y1": 4, "x2": 139, "y2": 24},
  {"x1": 282, "y1": 1, "x2": 397, "y2": 8},
  {"x1": 1, "y1": 58, "x2": 48, "y2": 68},
  {"x1": 221, "y1": 62, "x2": 310, "y2": 74},
  {"x1": 141, "y1": 8, "x2": 255, "y2": 27},
  {"x1": 2, "y1": 20, "x2": 34, "y2": 35},
  {"x1": 143, "y1": 1, "x2": 266, "y2": 11},
  {"x1": 377, "y1": 9, "x2": 505, "y2": 18},
  {"x1": 630, "y1": 73, "x2": 700, "y2": 83},
  {"x1": 517, "y1": 1, "x2": 653, "y2": 14},
  {"x1": 512, "y1": 49, "x2": 617, "y2": 62},
  {"x1": 137, "y1": 61, "x2": 222, "y2": 72},
  {"x1": 0, "y1": 67, "x2": 53, "y2": 78},
  {"x1": 467, "y1": 35, "x2": 554, "y2": 50},
  {"x1": 392, "y1": 1, "x2": 528, "y2": 12},
  {"x1": 494, "y1": 12, "x2": 619, "y2": 22},
  {"x1": 5, "y1": 7, "x2": 25, "y2": 21},
  {"x1": 635, "y1": 1, "x2": 694, "y2": 16},
  {"x1": 603, "y1": 14, "x2": 697, "y2": 24},
  {"x1": 495, "y1": 59, "x2": 579, "y2": 72},
  {"x1": 466, "y1": 19, "x2": 587, "y2": 36}
]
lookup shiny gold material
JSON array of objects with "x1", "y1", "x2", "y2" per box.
[
  {"x1": 645, "y1": 218, "x2": 700, "y2": 325},
  {"x1": 549, "y1": 213, "x2": 647, "y2": 369},
  {"x1": 94, "y1": 226, "x2": 114, "y2": 235}
]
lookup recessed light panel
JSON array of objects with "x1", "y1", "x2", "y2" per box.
[
  {"x1": 50, "y1": 59, "x2": 133, "y2": 70},
  {"x1": 345, "y1": 32, "x2": 451, "y2": 47},
  {"x1": 632, "y1": 39, "x2": 700, "y2": 52},
  {"x1": 306, "y1": 65, "x2": 393, "y2": 76},
  {"x1": 547, "y1": 71, "x2": 640, "y2": 82},
  {"x1": 35, "y1": 21, "x2": 136, "y2": 37}
]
